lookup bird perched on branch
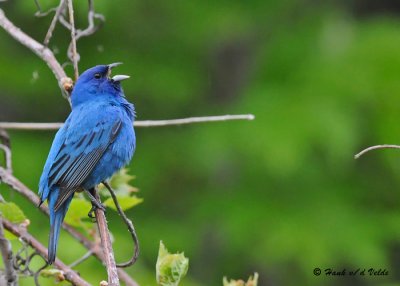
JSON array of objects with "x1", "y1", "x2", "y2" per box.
[{"x1": 39, "y1": 63, "x2": 136, "y2": 264}]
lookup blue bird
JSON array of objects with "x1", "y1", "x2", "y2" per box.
[{"x1": 39, "y1": 63, "x2": 136, "y2": 264}]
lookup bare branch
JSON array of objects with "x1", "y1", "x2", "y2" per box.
[
  {"x1": 43, "y1": 0, "x2": 67, "y2": 46},
  {"x1": 68, "y1": 250, "x2": 93, "y2": 268},
  {"x1": 67, "y1": 0, "x2": 79, "y2": 80},
  {"x1": 0, "y1": 144, "x2": 12, "y2": 173},
  {"x1": 0, "y1": 8, "x2": 73, "y2": 102},
  {"x1": 2, "y1": 217, "x2": 91, "y2": 286},
  {"x1": 0, "y1": 130, "x2": 12, "y2": 173},
  {"x1": 94, "y1": 189, "x2": 120, "y2": 286},
  {"x1": 354, "y1": 144, "x2": 400, "y2": 159},
  {"x1": 103, "y1": 182, "x2": 139, "y2": 268},
  {"x1": 0, "y1": 216, "x2": 18, "y2": 286},
  {"x1": 0, "y1": 167, "x2": 139, "y2": 286},
  {"x1": 58, "y1": 0, "x2": 105, "y2": 41},
  {"x1": 75, "y1": 0, "x2": 105, "y2": 40},
  {"x1": 0, "y1": 114, "x2": 255, "y2": 130}
]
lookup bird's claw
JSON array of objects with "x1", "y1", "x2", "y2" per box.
[{"x1": 87, "y1": 202, "x2": 106, "y2": 219}]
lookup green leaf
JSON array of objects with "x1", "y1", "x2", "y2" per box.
[
  {"x1": 0, "y1": 202, "x2": 26, "y2": 224},
  {"x1": 99, "y1": 168, "x2": 138, "y2": 197},
  {"x1": 223, "y1": 273, "x2": 259, "y2": 286},
  {"x1": 103, "y1": 195, "x2": 143, "y2": 211},
  {"x1": 40, "y1": 269, "x2": 65, "y2": 281},
  {"x1": 64, "y1": 197, "x2": 94, "y2": 231},
  {"x1": 98, "y1": 168, "x2": 142, "y2": 211},
  {"x1": 156, "y1": 241, "x2": 189, "y2": 286},
  {"x1": 4, "y1": 229, "x2": 18, "y2": 240}
]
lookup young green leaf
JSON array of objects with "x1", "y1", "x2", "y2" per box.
[
  {"x1": 223, "y1": 273, "x2": 259, "y2": 286},
  {"x1": 103, "y1": 195, "x2": 143, "y2": 211},
  {"x1": 40, "y1": 268, "x2": 65, "y2": 282},
  {"x1": 99, "y1": 168, "x2": 138, "y2": 197},
  {"x1": 98, "y1": 168, "x2": 142, "y2": 212},
  {"x1": 156, "y1": 241, "x2": 189, "y2": 286},
  {"x1": 64, "y1": 197, "x2": 94, "y2": 231},
  {"x1": 0, "y1": 201, "x2": 26, "y2": 224}
]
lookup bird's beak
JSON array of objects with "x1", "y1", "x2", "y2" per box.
[
  {"x1": 108, "y1": 62, "x2": 123, "y2": 69},
  {"x1": 112, "y1": 75, "x2": 130, "y2": 82},
  {"x1": 107, "y1": 62, "x2": 130, "y2": 82}
]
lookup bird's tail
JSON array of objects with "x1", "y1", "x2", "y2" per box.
[{"x1": 48, "y1": 189, "x2": 73, "y2": 264}]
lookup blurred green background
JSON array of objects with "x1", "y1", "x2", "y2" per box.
[{"x1": 2, "y1": 0, "x2": 400, "y2": 285}]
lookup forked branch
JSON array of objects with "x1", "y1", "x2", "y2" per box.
[{"x1": 0, "y1": 8, "x2": 72, "y2": 101}]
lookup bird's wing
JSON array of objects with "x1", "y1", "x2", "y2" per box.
[{"x1": 47, "y1": 106, "x2": 122, "y2": 211}]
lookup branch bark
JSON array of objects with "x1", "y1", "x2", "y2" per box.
[
  {"x1": 0, "y1": 114, "x2": 255, "y2": 130},
  {"x1": 43, "y1": 0, "x2": 66, "y2": 46},
  {"x1": 94, "y1": 190, "x2": 120, "y2": 286},
  {"x1": 0, "y1": 167, "x2": 139, "y2": 286},
  {"x1": 1, "y1": 217, "x2": 90, "y2": 286},
  {"x1": 354, "y1": 144, "x2": 400, "y2": 159},
  {"x1": 0, "y1": 9, "x2": 72, "y2": 102},
  {"x1": 103, "y1": 182, "x2": 139, "y2": 268},
  {"x1": 67, "y1": 0, "x2": 79, "y2": 80},
  {"x1": 0, "y1": 216, "x2": 18, "y2": 286}
]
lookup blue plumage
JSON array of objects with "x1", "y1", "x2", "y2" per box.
[{"x1": 39, "y1": 63, "x2": 136, "y2": 264}]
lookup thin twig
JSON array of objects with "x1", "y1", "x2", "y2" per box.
[
  {"x1": 34, "y1": 260, "x2": 49, "y2": 286},
  {"x1": 68, "y1": 250, "x2": 93, "y2": 268},
  {"x1": 0, "y1": 144, "x2": 12, "y2": 173},
  {"x1": 76, "y1": 0, "x2": 105, "y2": 40},
  {"x1": 2, "y1": 218, "x2": 90, "y2": 286},
  {"x1": 67, "y1": 0, "x2": 79, "y2": 80},
  {"x1": 103, "y1": 181, "x2": 139, "y2": 268},
  {"x1": 0, "y1": 167, "x2": 139, "y2": 286},
  {"x1": 354, "y1": 144, "x2": 400, "y2": 159},
  {"x1": 0, "y1": 9, "x2": 72, "y2": 101},
  {"x1": 43, "y1": 0, "x2": 66, "y2": 46},
  {"x1": 0, "y1": 216, "x2": 18, "y2": 286},
  {"x1": 0, "y1": 114, "x2": 255, "y2": 130},
  {"x1": 94, "y1": 189, "x2": 120, "y2": 286},
  {"x1": 0, "y1": 129, "x2": 10, "y2": 148},
  {"x1": 58, "y1": 0, "x2": 104, "y2": 41},
  {"x1": 0, "y1": 130, "x2": 12, "y2": 172}
]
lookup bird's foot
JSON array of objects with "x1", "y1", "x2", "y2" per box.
[{"x1": 87, "y1": 202, "x2": 106, "y2": 219}]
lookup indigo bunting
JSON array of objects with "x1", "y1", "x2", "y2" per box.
[{"x1": 39, "y1": 63, "x2": 136, "y2": 264}]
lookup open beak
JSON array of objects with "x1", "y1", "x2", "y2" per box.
[{"x1": 107, "y1": 62, "x2": 130, "y2": 82}]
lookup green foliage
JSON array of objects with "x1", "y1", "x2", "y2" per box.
[
  {"x1": 103, "y1": 195, "x2": 143, "y2": 211},
  {"x1": 64, "y1": 196, "x2": 94, "y2": 231},
  {"x1": 3, "y1": 1, "x2": 400, "y2": 285},
  {"x1": 40, "y1": 269, "x2": 65, "y2": 282},
  {"x1": 156, "y1": 241, "x2": 189, "y2": 286},
  {"x1": 0, "y1": 201, "x2": 26, "y2": 224},
  {"x1": 99, "y1": 168, "x2": 143, "y2": 211},
  {"x1": 223, "y1": 273, "x2": 258, "y2": 286}
]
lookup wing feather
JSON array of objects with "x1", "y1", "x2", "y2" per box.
[{"x1": 47, "y1": 117, "x2": 122, "y2": 212}]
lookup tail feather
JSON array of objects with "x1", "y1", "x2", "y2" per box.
[{"x1": 48, "y1": 189, "x2": 73, "y2": 264}]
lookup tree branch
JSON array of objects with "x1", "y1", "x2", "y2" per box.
[
  {"x1": 0, "y1": 216, "x2": 18, "y2": 286},
  {"x1": 354, "y1": 144, "x2": 400, "y2": 159},
  {"x1": 1, "y1": 217, "x2": 90, "y2": 286},
  {"x1": 0, "y1": 167, "x2": 139, "y2": 286},
  {"x1": 0, "y1": 9, "x2": 73, "y2": 101},
  {"x1": 103, "y1": 181, "x2": 139, "y2": 268},
  {"x1": 0, "y1": 114, "x2": 255, "y2": 130},
  {"x1": 67, "y1": 0, "x2": 79, "y2": 80},
  {"x1": 0, "y1": 144, "x2": 12, "y2": 173},
  {"x1": 94, "y1": 189, "x2": 120, "y2": 286},
  {"x1": 75, "y1": 0, "x2": 105, "y2": 40},
  {"x1": 43, "y1": 0, "x2": 66, "y2": 46}
]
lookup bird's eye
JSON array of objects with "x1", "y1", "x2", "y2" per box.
[{"x1": 94, "y1": 73, "x2": 101, "y2": 79}]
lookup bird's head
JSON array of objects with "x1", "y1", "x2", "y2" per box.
[{"x1": 71, "y1": 63, "x2": 130, "y2": 107}]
